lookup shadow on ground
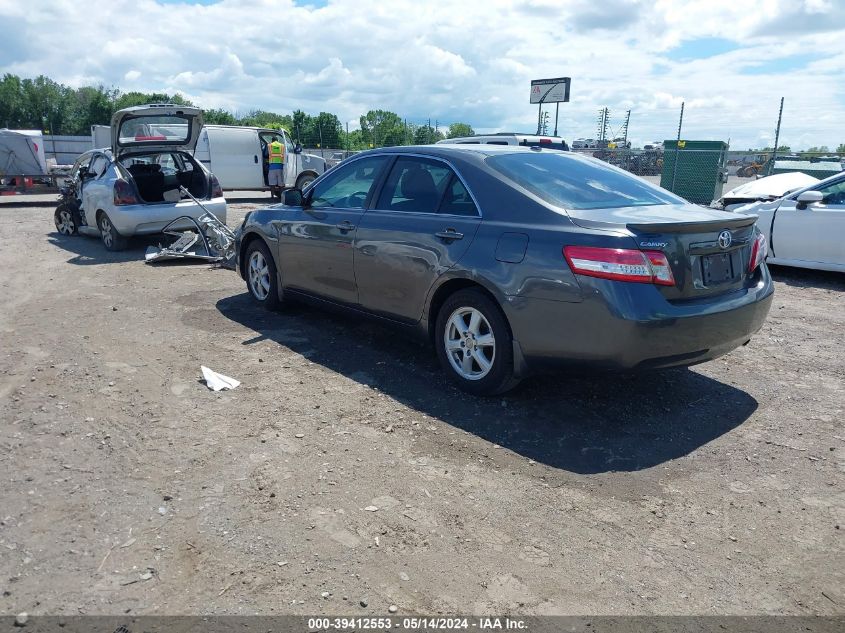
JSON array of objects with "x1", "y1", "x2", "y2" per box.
[
  {"x1": 769, "y1": 264, "x2": 845, "y2": 291},
  {"x1": 216, "y1": 293, "x2": 758, "y2": 475},
  {"x1": 48, "y1": 232, "x2": 217, "y2": 266}
]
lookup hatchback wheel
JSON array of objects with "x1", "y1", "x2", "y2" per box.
[
  {"x1": 435, "y1": 289, "x2": 519, "y2": 396},
  {"x1": 54, "y1": 204, "x2": 79, "y2": 236},
  {"x1": 245, "y1": 240, "x2": 281, "y2": 310},
  {"x1": 98, "y1": 213, "x2": 127, "y2": 251}
]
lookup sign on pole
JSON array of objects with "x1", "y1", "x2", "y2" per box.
[{"x1": 530, "y1": 77, "x2": 571, "y2": 104}]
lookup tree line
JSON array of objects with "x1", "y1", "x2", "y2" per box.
[{"x1": 0, "y1": 73, "x2": 475, "y2": 150}]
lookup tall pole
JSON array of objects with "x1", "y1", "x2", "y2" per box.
[
  {"x1": 771, "y1": 97, "x2": 784, "y2": 175},
  {"x1": 553, "y1": 102, "x2": 559, "y2": 137},
  {"x1": 670, "y1": 101, "x2": 685, "y2": 193},
  {"x1": 537, "y1": 102, "x2": 543, "y2": 135}
]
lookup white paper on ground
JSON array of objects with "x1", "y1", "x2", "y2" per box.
[{"x1": 201, "y1": 366, "x2": 240, "y2": 391}]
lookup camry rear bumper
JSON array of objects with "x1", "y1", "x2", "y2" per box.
[{"x1": 505, "y1": 266, "x2": 774, "y2": 371}]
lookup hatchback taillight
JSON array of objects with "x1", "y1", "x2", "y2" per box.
[
  {"x1": 210, "y1": 175, "x2": 223, "y2": 199},
  {"x1": 563, "y1": 246, "x2": 676, "y2": 286},
  {"x1": 113, "y1": 179, "x2": 139, "y2": 206},
  {"x1": 749, "y1": 232, "x2": 767, "y2": 272}
]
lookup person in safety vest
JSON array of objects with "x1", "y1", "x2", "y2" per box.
[{"x1": 267, "y1": 138, "x2": 286, "y2": 200}]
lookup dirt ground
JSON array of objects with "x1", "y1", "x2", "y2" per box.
[{"x1": 0, "y1": 195, "x2": 842, "y2": 617}]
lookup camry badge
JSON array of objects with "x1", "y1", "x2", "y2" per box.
[
  {"x1": 640, "y1": 241, "x2": 667, "y2": 248},
  {"x1": 718, "y1": 230, "x2": 732, "y2": 249}
]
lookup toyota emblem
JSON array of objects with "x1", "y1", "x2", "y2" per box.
[{"x1": 718, "y1": 230, "x2": 732, "y2": 249}]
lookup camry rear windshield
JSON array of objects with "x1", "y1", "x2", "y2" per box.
[
  {"x1": 486, "y1": 152, "x2": 684, "y2": 210},
  {"x1": 118, "y1": 115, "x2": 191, "y2": 145}
]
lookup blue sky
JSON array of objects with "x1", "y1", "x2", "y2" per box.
[{"x1": 1, "y1": 0, "x2": 843, "y2": 149}]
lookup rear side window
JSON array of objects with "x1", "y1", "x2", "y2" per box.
[
  {"x1": 376, "y1": 157, "x2": 452, "y2": 213},
  {"x1": 438, "y1": 176, "x2": 478, "y2": 216},
  {"x1": 487, "y1": 152, "x2": 684, "y2": 210},
  {"x1": 89, "y1": 154, "x2": 109, "y2": 177}
]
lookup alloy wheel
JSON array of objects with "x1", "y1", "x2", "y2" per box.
[
  {"x1": 444, "y1": 307, "x2": 496, "y2": 381},
  {"x1": 57, "y1": 209, "x2": 75, "y2": 234},
  {"x1": 248, "y1": 250, "x2": 271, "y2": 301},
  {"x1": 100, "y1": 216, "x2": 113, "y2": 248}
]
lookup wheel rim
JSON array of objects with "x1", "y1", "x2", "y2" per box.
[
  {"x1": 444, "y1": 307, "x2": 496, "y2": 381},
  {"x1": 248, "y1": 251, "x2": 271, "y2": 301},
  {"x1": 57, "y1": 209, "x2": 74, "y2": 234},
  {"x1": 100, "y1": 216, "x2": 112, "y2": 247}
]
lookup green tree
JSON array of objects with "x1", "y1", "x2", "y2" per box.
[
  {"x1": 836, "y1": 143, "x2": 845, "y2": 153},
  {"x1": 413, "y1": 123, "x2": 444, "y2": 144},
  {"x1": 0, "y1": 73, "x2": 26, "y2": 129},
  {"x1": 203, "y1": 108, "x2": 237, "y2": 125},
  {"x1": 447, "y1": 122, "x2": 474, "y2": 138},
  {"x1": 360, "y1": 110, "x2": 405, "y2": 147},
  {"x1": 64, "y1": 85, "x2": 116, "y2": 134}
]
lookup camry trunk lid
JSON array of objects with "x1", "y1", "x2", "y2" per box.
[
  {"x1": 111, "y1": 104, "x2": 203, "y2": 157},
  {"x1": 567, "y1": 204, "x2": 759, "y2": 300}
]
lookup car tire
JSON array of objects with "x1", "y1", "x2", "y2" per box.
[
  {"x1": 98, "y1": 212, "x2": 127, "y2": 251},
  {"x1": 295, "y1": 173, "x2": 315, "y2": 190},
  {"x1": 54, "y1": 204, "x2": 79, "y2": 236},
  {"x1": 435, "y1": 288, "x2": 520, "y2": 396},
  {"x1": 245, "y1": 240, "x2": 282, "y2": 310}
]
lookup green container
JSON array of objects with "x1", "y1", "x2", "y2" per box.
[{"x1": 660, "y1": 140, "x2": 728, "y2": 205}]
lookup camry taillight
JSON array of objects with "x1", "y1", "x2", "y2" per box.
[
  {"x1": 563, "y1": 246, "x2": 676, "y2": 286},
  {"x1": 748, "y1": 232, "x2": 767, "y2": 272},
  {"x1": 210, "y1": 175, "x2": 223, "y2": 199},
  {"x1": 113, "y1": 179, "x2": 139, "y2": 206}
]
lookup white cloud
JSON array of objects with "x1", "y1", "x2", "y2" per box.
[{"x1": 0, "y1": 0, "x2": 842, "y2": 149}]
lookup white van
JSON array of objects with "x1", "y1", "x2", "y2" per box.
[
  {"x1": 195, "y1": 126, "x2": 326, "y2": 191},
  {"x1": 93, "y1": 124, "x2": 327, "y2": 191}
]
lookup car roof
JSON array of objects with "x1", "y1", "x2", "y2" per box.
[{"x1": 358, "y1": 144, "x2": 567, "y2": 158}]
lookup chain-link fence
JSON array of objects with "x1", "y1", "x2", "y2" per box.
[{"x1": 570, "y1": 146, "x2": 844, "y2": 205}]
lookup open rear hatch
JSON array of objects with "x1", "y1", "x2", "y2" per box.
[
  {"x1": 567, "y1": 204, "x2": 760, "y2": 301},
  {"x1": 110, "y1": 104, "x2": 203, "y2": 157}
]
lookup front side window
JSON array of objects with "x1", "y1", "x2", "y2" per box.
[
  {"x1": 309, "y1": 156, "x2": 388, "y2": 209},
  {"x1": 817, "y1": 178, "x2": 845, "y2": 205},
  {"x1": 375, "y1": 157, "x2": 453, "y2": 213},
  {"x1": 487, "y1": 152, "x2": 684, "y2": 210},
  {"x1": 71, "y1": 154, "x2": 93, "y2": 180}
]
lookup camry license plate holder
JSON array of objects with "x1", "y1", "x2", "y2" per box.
[{"x1": 702, "y1": 253, "x2": 733, "y2": 284}]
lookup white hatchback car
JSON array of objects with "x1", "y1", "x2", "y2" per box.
[
  {"x1": 54, "y1": 104, "x2": 226, "y2": 251},
  {"x1": 734, "y1": 171, "x2": 845, "y2": 272}
]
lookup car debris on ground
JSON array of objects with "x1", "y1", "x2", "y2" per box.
[{"x1": 145, "y1": 187, "x2": 236, "y2": 266}]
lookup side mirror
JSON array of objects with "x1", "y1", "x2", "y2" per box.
[
  {"x1": 293, "y1": 143, "x2": 303, "y2": 154},
  {"x1": 282, "y1": 188, "x2": 304, "y2": 207},
  {"x1": 796, "y1": 190, "x2": 823, "y2": 209}
]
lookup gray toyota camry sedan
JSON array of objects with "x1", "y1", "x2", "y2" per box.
[{"x1": 235, "y1": 145, "x2": 773, "y2": 395}]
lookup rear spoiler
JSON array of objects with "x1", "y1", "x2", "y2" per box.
[{"x1": 627, "y1": 216, "x2": 757, "y2": 233}]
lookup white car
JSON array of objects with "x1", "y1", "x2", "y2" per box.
[
  {"x1": 735, "y1": 171, "x2": 845, "y2": 272},
  {"x1": 437, "y1": 133, "x2": 569, "y2": 151},
  {"x1": 54, "y1": 104, "x2": 226, "y2": 251}
]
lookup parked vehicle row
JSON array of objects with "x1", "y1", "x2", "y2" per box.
[{"x1": 236, "y1": 144, "x2": 773, "y2": 395}]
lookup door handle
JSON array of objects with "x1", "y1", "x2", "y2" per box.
[
  {"x1": 336, "y1": 221, "x2": 355, "y2": 232},
  {"x1": 435, "y1": 228, "x2": 464, "y2": 241},
  {"x1": 254, "y1": 155, "x2": 259, "y2": 164}
]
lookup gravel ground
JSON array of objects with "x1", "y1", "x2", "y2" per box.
[{"x1": 0, "y1": 196, "x2": 842, "y2": 617}]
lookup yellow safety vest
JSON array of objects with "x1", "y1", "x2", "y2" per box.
[{"x1": 268, "y1": 140, "x2": 285, "y2": 164}]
